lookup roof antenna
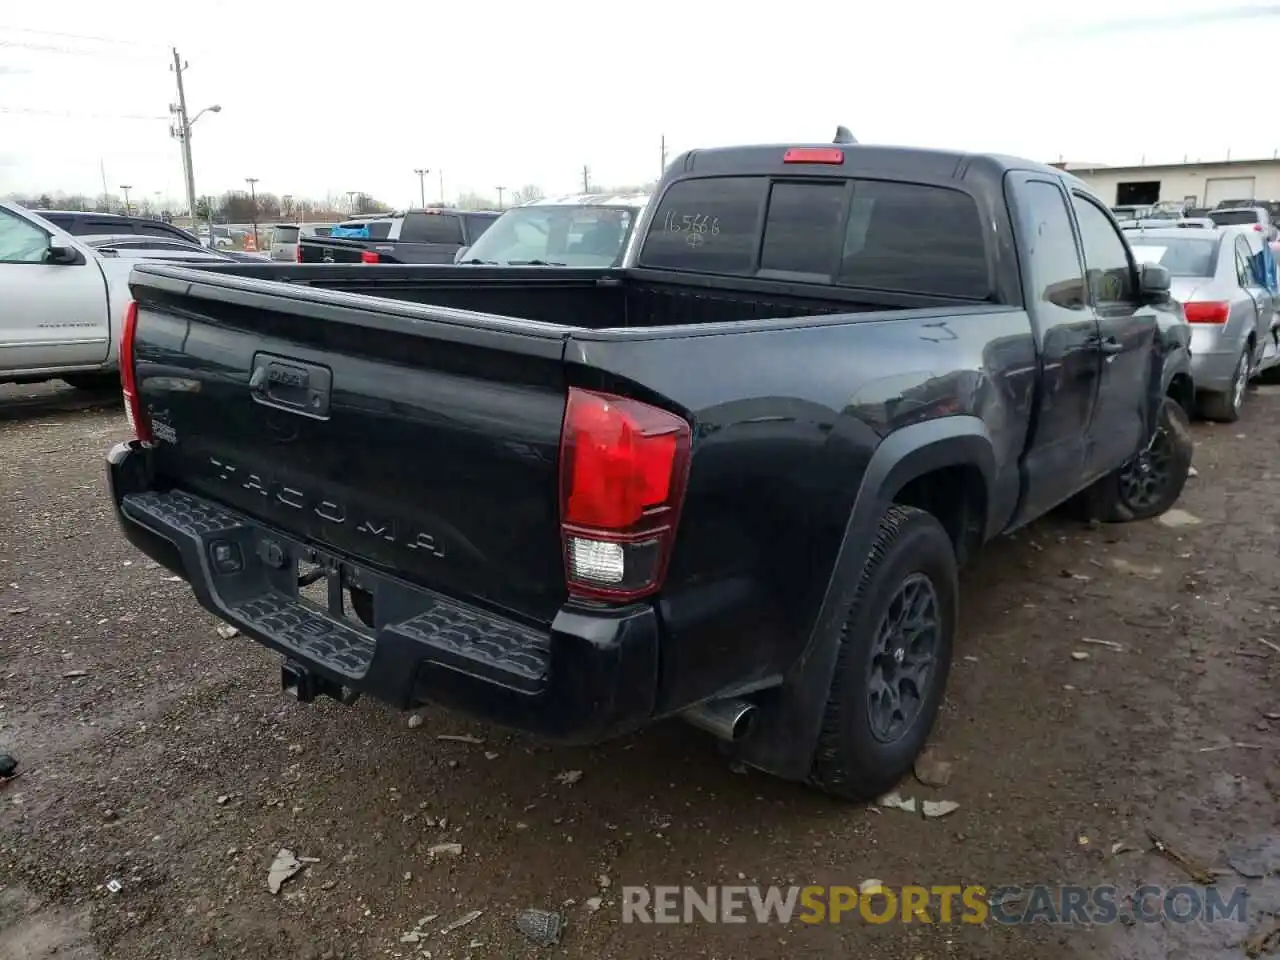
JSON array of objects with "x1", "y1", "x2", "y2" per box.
[{"x1": 834, "y1": 125, "x2": 858, "y2": 145}]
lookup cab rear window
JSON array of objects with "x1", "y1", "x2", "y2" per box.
[{"x1": 639, "y1": 175, "x2": 990, "y2": 299}]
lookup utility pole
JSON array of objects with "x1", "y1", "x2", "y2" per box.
[
  {"x1": 169, "y1": 49, "x2": 221, "y2": 221},
  {"x1": 438, "y1": 170, "x2": 444, "y2": 205},
  {"x1": 582, "y1": 165, "x2": 590, "y2": 193},
  {"x1": 496, "y1": 186, "x2": 505, "y2": 210},
  {"x1": 119, "y1": 185, "x2": 132, "y2": 216},
  {"x1": 414, "y1": 168, "x2": 429, "y2": 208},
  {"x1": 99, "y1": 160, "x2": 109, "y2": 208},
  {"x1": 170, "y1": 49, "x2": 195, "y2": 219},
  {"x1": 245, "y1": 177, "x2": 259, "y2": 251},
  {"x1": 345, "y1": 190, "x2": 359, "y2": 215},
  {"x1": 661, "y1": 134, "x2": 668, "y2": 176}
]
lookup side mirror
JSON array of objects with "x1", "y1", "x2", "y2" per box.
[
  {"x1": 1138, "y1": 262, "x2": 1171, "y2": 300},
  {"x1": 44, "y1": 243, "x2": 80, "y2": 265}
]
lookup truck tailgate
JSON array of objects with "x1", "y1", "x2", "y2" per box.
[{"x1": 129, "y1": 265, "x2": 571, "y2": 625}]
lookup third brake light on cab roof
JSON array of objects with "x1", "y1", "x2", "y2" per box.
[{"x1": 783, "y1": 147, "x2": 845, "y2": 164}]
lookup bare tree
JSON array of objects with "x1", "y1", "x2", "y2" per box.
[
  {"x1": 594, "y1": 181, "x2": 658, "y2": 195},
  {"x1": 511, "y1": 184, "x2": 545, "y2": 206},
  {"x1": 456, "y1": 191, "x2": 499, "y2": 211}
]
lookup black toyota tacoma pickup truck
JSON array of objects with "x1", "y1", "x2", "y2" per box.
[{"x1": 107, "y1": 138, "x2": 1194, "y2": 800}]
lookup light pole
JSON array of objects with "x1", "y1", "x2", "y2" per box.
[
  {"x1": 169, "y1": 73, "x2": 221, "y2": 220},
  {"x1": 346, "y1": 191, "x2": 359, "y2": 215},
  {"x1": 414, "y1": 168, "x2": 429, "y2": 208},
  {"x1": 245, "y1": 177, "x2": 259, "y2": 251},
  {"x1": 119, "y1": 185, "x2": 132, "y2": 216},
  {"x1": 496, "y1": 186, "x2": 505, "y2": 210}
]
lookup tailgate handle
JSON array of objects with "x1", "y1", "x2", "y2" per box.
[{"x1": 249, "y1": 353, "x2": 333, "y2": 420}]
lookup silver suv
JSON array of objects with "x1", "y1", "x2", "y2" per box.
[{"x1": 269, "y1": 224, "x2": 333, "y2": 262}]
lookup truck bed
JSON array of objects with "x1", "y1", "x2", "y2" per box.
[{"x1": 170, "y1": 261, "x2": 980, "y2": 329}]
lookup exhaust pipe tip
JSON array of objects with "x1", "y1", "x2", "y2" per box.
[{"x1": 682, "y1": 698, "x2": 758, "y2": 742}]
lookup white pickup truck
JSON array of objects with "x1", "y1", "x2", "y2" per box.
[{"x1": 0, "y1": 201, "x2": 231, "y2": 390}]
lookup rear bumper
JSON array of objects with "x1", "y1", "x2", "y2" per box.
[
  {"x1": 106, "y1": 441, "x2": 660, "y2": 744},
  {"x1": 1190, "y1": 333, "x2": 1246, "y2": 393}
]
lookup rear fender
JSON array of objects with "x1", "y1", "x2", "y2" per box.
[{"x1": 734, "y1": 416, "x2": 995, "y2": 781}]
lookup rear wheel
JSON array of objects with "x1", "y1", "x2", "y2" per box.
[
  {"x1": 1197, "y1": 348, "x2": 1248, "y2": 423},
  {"x1": 809, "y1": 505, "x2": 957, "y2": 801},
  {"x1": 1088, "y1": 395, "x2": 1193, "y2": 523}
]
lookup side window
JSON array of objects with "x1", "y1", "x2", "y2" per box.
[
  {"x1": 136, "y1": 223, "x2": 185, "y2": 241},
  {"x1": 1236, "y1": 238, "x2": 1259, "y2": 286},
  {"x1": 1016, "y1": 181, "x2": 1087, "y2": 310},
  {"x1": 87, "y1": 219, "x2": 133, "y2": 235},
  {"x1": 759, "y1": 182, "x2": 846, "y2": 275},
  {"x1": 0, "y1": 209, "x2": 50, "y2": 263},
  {"x1": 639, "y1": 176, "x2": 767, "y2": 275},
  {"x1": 838, "y1": 180, "x2": 990, "y2": 298},
  {"x1": 399, "y1": 213, "x2": 463, "y2": 244},
  {"x1": 465, "y1": 215, "x2": 497, "y2": 241},
  {"x1": 1070, "y1": 195, "x2": 1136, "y2": 305}
]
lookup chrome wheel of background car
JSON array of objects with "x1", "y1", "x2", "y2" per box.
[
  {"x1": 1118, "y1": 425, "x2": 1175, "y2": 512},
  {"x1": 867, "y1": 573, "x2": 940, "y2": 744}
]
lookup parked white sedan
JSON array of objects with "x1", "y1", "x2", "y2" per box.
[{"x1": 0, "y1": 202, "x2": 232, "y2": 390}]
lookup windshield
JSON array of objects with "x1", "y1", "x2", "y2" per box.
[
  {"x1": 463, "y1": 205, "x2": 640, "y2": 266},
  {"x1": 1209, "y1": 209, "x2": 1260, "y2": 226},
  {"x1": 1127, "y1": 237, "x2": 1218, "y2": 277}
]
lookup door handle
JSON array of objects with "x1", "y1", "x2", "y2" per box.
[{"x1": 1088, "y1": 335, "x2": 1125, "y2": 356}]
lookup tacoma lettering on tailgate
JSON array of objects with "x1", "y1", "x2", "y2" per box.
[{"x1": 207, "y1": 457, "x2": 446, "y2": 558}]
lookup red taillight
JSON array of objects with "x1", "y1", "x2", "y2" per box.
[
  {"x1": 295, "y1": 242, "x2": 304, "y2": 263},
  {"x1": 1184, "y1": 300, "x2": 1230, "y2": 324},
  {"x1": 783, "y1": 147, "x2": 844, "y2": 165},
  {"x1": 558, "y1": 388, "x2": 691, "y2": 601},
  {"x1": 119, "y1": 300, "x2": 152, "y2": 444},
  {"x1": 1254, "y1": 223, "x2": 1264, "y2": 232},
  {"x1": 360, "y1": 250, "x2": 380, "y2": 264}
]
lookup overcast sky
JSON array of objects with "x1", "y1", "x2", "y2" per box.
[{"x1": 0, "y1": 0, "x2": 1276, "y2": 210}]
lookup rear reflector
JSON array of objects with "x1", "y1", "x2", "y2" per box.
[
  {"x1": 559, "y1": 388, "x2": 691, "y2": 601},
  {"x1": 360, "y1": 250, "x2": 380, "y2": 264},
  {"x1": 119, "y1": 300, "x2": 153, "y2": 444},
  {"x1": 783, "y1": 147, "x2": 844, "y2": 165},
  {"x1": 1184, "y1": 300, "x2": 1230, "y2": 324}
]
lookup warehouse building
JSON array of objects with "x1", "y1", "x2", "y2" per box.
[{"x1": 1052, "y1": 158, "x2": 1280, "y2": 209}]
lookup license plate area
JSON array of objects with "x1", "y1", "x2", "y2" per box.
[{"x1": 294, "y1": 547, "x2": 376, "y2": 635}]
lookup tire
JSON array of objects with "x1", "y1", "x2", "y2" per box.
[
  {"x1": 809, "y1": 504, "x2": 957, "y2": 802},
  {"x1": 1088, "y1": 395, "x2": 1193, "y2": 523},
  {"x1": 61, "y1": 373, "x2": 119, "y2": 392},
  {"x1": 1196, "y1": 348, "x2": 1248, "y2": 423}
]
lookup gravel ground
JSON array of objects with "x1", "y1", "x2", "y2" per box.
[{"x1": 0, "y1": 381, "x2": 1277, "y2": 960}]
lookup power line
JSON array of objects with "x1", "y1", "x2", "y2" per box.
[
  {"x1": 0, "y1": 38, "x2": 154, "y2": 60},
  {"x1": 0, "y1": 24, "x2": 159, "y2": 47},
  {"x1": 0, "y1": 105, "x2": 167, "y2": 121}
]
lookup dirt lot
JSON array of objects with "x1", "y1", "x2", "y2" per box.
[{"x1": 0, "y1": 381, "x2": 1277, "y2": 960}]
